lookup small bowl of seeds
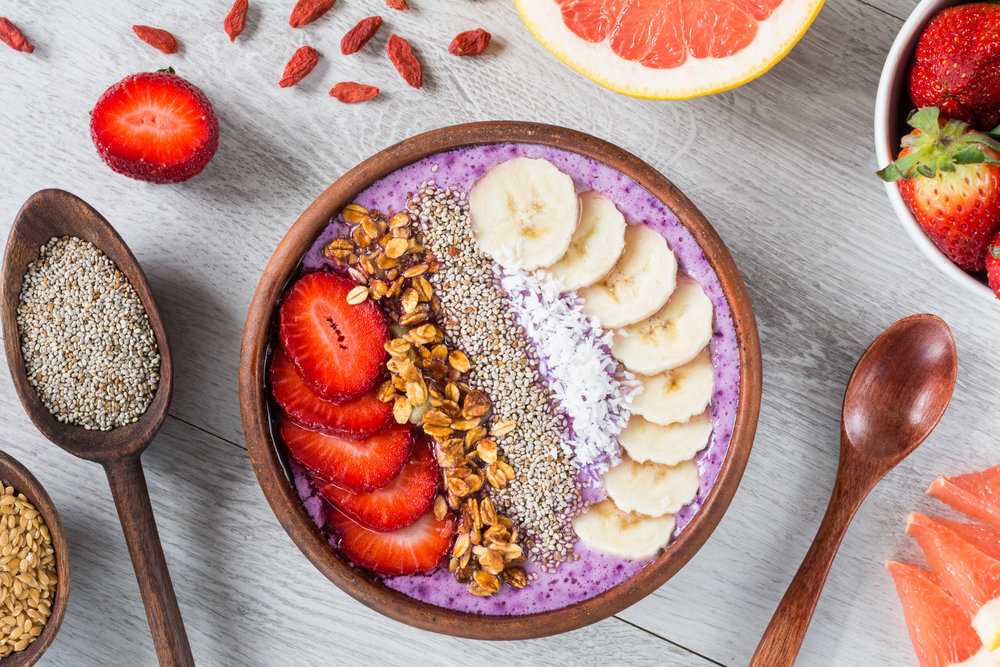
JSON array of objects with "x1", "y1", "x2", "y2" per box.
[
  {"x1": 241, "y1": 122, "x2": 762, "y2": 639},
  {"x1": 0, "y1": 449, "x2": 69, "y2": 665}
]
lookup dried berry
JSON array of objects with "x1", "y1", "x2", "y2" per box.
[
  {"x1": 279, "y1": 45, "x2": 319, "y2": 87},
  {"x1": 224, "y1": 0, "x2": 249, "y2": 42},
  {"x1": 449, "y1": 28, "x2": 490, "y2": 57},
  {"x1": 387, "y1": 34, "x2": 422, "y2": 89},
  {"x1": 341, "y1": 16, "x2": 382, "y2": 55},
  {"x1": 289, "y1": 0, "x2": 336, "y2": 28},
  {"x1": 132, "y1": 25, "x2": 178, "y2": 54},
  {"x1": 0, "y1": 17, "x2": 33, "y2": 54},
  {"x1": 386, "y1": 0, "x2": 409, "y2": 9},
  {"x1": 330, "y1": 82, "x2": 380, "y2": 103}
]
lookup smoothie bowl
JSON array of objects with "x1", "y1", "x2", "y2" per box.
[{"x1": 239, "y1": 122, "x2": 762, "y2": 639}]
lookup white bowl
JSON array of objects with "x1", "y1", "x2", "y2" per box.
[{"x1": 873, "y1": 0, "x2": 996, "y2": 303}]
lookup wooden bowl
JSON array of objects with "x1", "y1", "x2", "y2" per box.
[
  {"x1": 0, "y1": 449, "x2": 70, "y2": 666},
  {"x1": 239, "y1": 121, "x2": 763, "y2": 640}
]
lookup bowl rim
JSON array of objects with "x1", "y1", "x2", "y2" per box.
[
  {"x1": 238, "y1": 121, "x2": 763, "y2": 640},
  {"x1": 873, "y1": 0, "x2": 997, "y2": 304},
  {"x1": 0, "y1": 448, "x2": 70, "y2": 666}
]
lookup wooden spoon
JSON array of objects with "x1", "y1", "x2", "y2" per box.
[
  {"x1": 749, "y1": 313, "x2": 957, "y2": 667},
  {"x1": 0, "y1": 189, "x2": 195, "y2": 667}
]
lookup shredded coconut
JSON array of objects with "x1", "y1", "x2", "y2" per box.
[{"x1": 498, "y1": 267, "x2": 640, "y2": 486}]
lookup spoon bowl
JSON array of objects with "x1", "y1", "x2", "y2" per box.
[
  {"x1": 750, "y1": 314, "x2": 957, "y2": 667},
  {"x1": 0, "y1": 189, "x2": 194, "y2": 667}
]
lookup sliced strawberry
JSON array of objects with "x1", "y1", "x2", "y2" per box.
[
  {"x1": 90, "y1": 70, "x2": 219, "y2": 184},
  {"x1": 988, "y1": 230, "x2": 1000, "y2": 300},
  {"x1": 327, "y1": 505, "x2": 453, "y2": 576},
  {"x1": 279, "y1": 272, "x2": 389, "y2": 404},
  {"x1": 270, "y1": 348, "x2": 393, "y2": 439},
  {"x1": 315, "y1": 439, "x2": 437, "y2": 531},
  {"x1": 280, "y1": 418, "x2": 413, "y2": 493}
]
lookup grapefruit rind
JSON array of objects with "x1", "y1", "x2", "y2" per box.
[
  {"x1": 513, "y1": 0, "x2": 826, "y2": 100},
  {"x1": 973, "y1": 598, "x2": 1000, "y2": 653}
]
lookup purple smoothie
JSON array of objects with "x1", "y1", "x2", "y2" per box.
[{"x1": 298, "y1": 143, "x2": 741, "y2": 616}]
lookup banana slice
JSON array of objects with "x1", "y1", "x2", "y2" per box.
[
  {"x1": 468, "y1": 157, "x2": 579, "y2": 271},
  {"x1": 630, "y1": 349, "x2": 714, "y2": 426},
  {"x1": 611, "y1": 274, "x2": 714, "y2": 375},
  {"x1": 546, "y1": 191, "x2": 627, "y2": 291},
  {"x1": 578, "y1": 225, "x2": 677, "y2": 328},
  {"x1": 603, "y1": 455, "x2": 700, "y2": 517},
  {"x1": 572, "y1": 500, "x2": 676, "y2": 560},
  {"x1": 618, "y1": 412, "x2": 712, "y2": 466}
]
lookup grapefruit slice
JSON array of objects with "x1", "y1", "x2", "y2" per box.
[
  {"x1": 907, "y1": 512, "x2": 1000, "y2": 652},
  {"x1": 886, "y1": 561, "x2": 993, "y2": 667},
  {"x1": 928, "y1": 466, "x2": 1000, "y2": 530},
  {"x1": 514, "y1": 0, "x2": 825, "y2": 99}
]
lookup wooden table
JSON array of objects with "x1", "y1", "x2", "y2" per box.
[{"x1": 0, "y1": 1, "x2": 992, "y2": 665}]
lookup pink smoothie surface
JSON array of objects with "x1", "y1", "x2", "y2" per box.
[{"x1": 294, "y1": 142, "x2": 742, "y2": 616}]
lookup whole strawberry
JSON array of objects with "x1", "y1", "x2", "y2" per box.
[
  {"x1": 988, "y1": 230, "x2": 1000, "y2": 299},
  {"x1": 877, "y1": 107, "x2": 1000, "y2": 271},
  {"x1": 909, "y1": 2, "x2": 1000, "y2": 130}
]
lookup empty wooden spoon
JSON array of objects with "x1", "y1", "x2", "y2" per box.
[
  {"x1": 749, "y1": 313, "x2": 957, "y2": 667},
  {"x1": 0, "y1": 189, "x2": 194, "y2": 667}
]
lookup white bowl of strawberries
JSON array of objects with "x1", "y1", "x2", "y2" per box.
[{"x1": 874, "y1": 0, "x2": 1000, "y2": 302}]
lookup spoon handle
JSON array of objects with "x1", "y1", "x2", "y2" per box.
[
  {"x1": 104, "y1": 454, "x2": 195, "y2": 667},
  {"x1": 748, "y1": 464, "x2": 873, "y2": 667}
]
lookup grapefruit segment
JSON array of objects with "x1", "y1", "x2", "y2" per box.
[
  {"x1": 907, "y1": 512, "x2": 1000, "y2": 652},
  {"x1": 515, "y1": 0, "x2": 824, "y2": 99},
  {"x1": 886, "y1": 560, "x2": 986, "y2": 667},
  {"x1": 928, "y1": 466, "x2": 1000, "y2": 530}
]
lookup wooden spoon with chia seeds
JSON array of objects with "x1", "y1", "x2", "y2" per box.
[{"x1": 0, "y1": 189, "x2": 194, "y2": 667}]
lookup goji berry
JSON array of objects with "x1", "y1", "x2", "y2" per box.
[
  {"x1": 387, "y1": 34, "x2": 422, "y2": 89},
  {"x1": 280, "y1": 45, "x2": 319, "y2": 87},
  {"x1": 289, "y1": 0, "x2": 336, "y2": 28},
  {"x1": 341, "y1": 16, "x2": 382, "y2": 55},
  {"x1": 330, "y1": 82, "x2": 380, "y2": 103},
  {"x1": 386, "y1": 0, "x2": 409, "y2": 9},
  {"x1": 132, "y1": 25, "x2": 178, "y2": 54},
  {"x1": 0, "y1": 18, "x2": 33, "y2": 54},
  {"x1": 225, "y1": 0, "x2": 249, "y2": 42},
  {"x1": 449, "y1": 29, "x2": 490, "y2": 57}
]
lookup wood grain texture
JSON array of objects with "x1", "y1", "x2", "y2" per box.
[{"x1": 3, "y1": 0, "x2": 998, "y2": 665}]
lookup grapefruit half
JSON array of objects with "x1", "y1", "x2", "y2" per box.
[
  {"x1": 886, "y1": 561, "x2": 992, "y2": 667},
  {"x1": 514, "y1": 0, "x2": 825, "y2": 99}
]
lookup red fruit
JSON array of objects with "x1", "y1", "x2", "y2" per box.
[
  {"x1": 90, "y1": 70, "x2": 219, "y2": 184},
  {"x1": 289, "y1": 0, "x2": 336, "y2": 28},
  {"x1": 132, "y1": 25, "x2": 178, "y2": 54},
  {"x1": 877, "y1": 107, "x2": 1000, "y2": 271},
  {"x1": 0, "y1": 18, "x2": 34, "y2": 54},
  {"x1": 225, "y1": 0, "x2": 249, "y2": 42},
  {"x1": 341, "y1": 16, "x2": 382, "y2": 55},
  {"x1": 281, "y1": 418, "x2": 413, "y2": 493},
  {"x1": 927, "y1": 465, "x2": 1000, "y2": 529},
  {"x1": 909, "y1": 3, "x2": 1000, "y2": 131},
  {"x1": 886, "y1": 560, "x2": 984, "y2": 667},
  {"x1": 279, "y1": 45, "x2": 319, "y2": 88},
  {"x1": 270, "y1": 348, "x2": 393, "y2": 439},
  {"x1": 327, "y1": 505, "x2": 453, "y2": 575},
  {"x1": 988, "y1": 231, "x2": 1000, "y2": 299},
  {"x1": 278, "y1": 272, "x2": 388, "y2": 403},
  {"x1": 449, "y1": 29, "x2": 491, "y2": 57},
  {"x1": 329, "y1": 82, "x2": 379, "y2": 103},
  {"x1": 386, "y1": 0, "x2": 409, "y2": 9},
  {"x1": 315, "y1": 439, "x2": 437, "y2": 532},
  {"x1": 387, "y1": 34, "x2": 422, "y2": 89}
]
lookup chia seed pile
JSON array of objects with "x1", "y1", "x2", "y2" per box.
[
  {"x1": 16, "y1": 236, "x2": 161, "y2": 431},
  {"x1": 409, "y1": 182, "x2": 585, "y2": 572}
]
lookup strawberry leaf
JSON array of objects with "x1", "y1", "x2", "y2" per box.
[
  {"x1": 954, "y1": 147, "x2": 985, "y2": 164},
  {"x1": 908, "y1": 107, "x2": 941, "y2": 136}
]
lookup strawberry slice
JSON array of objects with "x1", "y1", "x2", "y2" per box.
[
  {"x1": 270, "y1": 348, "x2": 393, "y2": 440},
  {"x1": 90, "y1": 70, "x2": 219, "y2": 184},
  {"x1": 279, "y1": 272, "x2": 389, "y2": 404},
  {"x1": 280, "y1": 418, "x2": 413, "y2": 492},
  {"x1": 315, "y1": 439, "x2": 437, "y2": 531},
  {"x1": 327, "y1": 505, "x2": 454, "y2": 576}
]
